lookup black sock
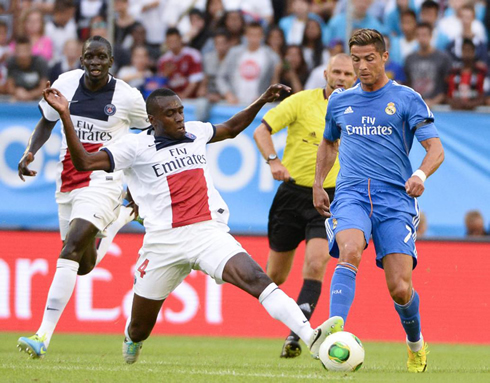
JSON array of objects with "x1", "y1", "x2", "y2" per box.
[{"x1": 288, "y1": 279, "x2": 322, "y2": 341}]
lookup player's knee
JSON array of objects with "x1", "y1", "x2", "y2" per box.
[
  {"x1": 389, "y1": 283, "x2": 412, "y2": 305},
  {"x1": 304, "y1": 256, "x2": 329, "y2": 279},
  {"x1": 77, "y1": 260, "x2": 96, "y2": 275},
  {"x1": 338, "y1": 242, "x2": 362, "y2": 264}
]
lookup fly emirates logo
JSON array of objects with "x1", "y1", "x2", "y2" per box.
[
  {"x1": 152, "y1": 147, "x2": 206, "y2": 177},
  {"x1": 346, "y1": 116, "x2": 393, "y2": 136}
]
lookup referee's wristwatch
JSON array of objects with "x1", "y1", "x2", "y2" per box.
[{"x1": 266, "y1": 154, "x2": 278, "y2": 164}]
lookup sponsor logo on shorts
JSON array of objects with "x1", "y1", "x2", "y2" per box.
[
  {"x1": 104, "y1": 104, "x2": 116, "y2": 116},
  {"x1": 93, "y1": 213, "x2": 102, "y2": 219}
]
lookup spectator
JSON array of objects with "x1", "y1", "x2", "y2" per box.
[
  {"x1": 447, "y1": 38, "x2": 489, "y2": 110},
  {"x1": 157, "y1": 27, "x2": 204, "y2": 99},
  {"x1": 218, "y1": 10, "x2": 246, "y2": 48},
  {"x1": 129, "y1": 0, "x2": 166, "y2": 50},
  {"x1": 122, "y1": 22, "x2": 160, "y2": 66},
  {"x1": 45, "y1": 0, "x2": 77, "y2": 64},
  {"x1": 266, "y1": 24, "x2": 286, "y2": 60},
  {"x1": 302, "y1": 18, "x2": 329, "y2": 70},
  {"x1": 6, "y1": 36, "x2": 48, "y2": 101},
  {"x1": 392, "y1": 9, "x2": 419, "y2": 65},
  {"x1": 279, "y1": 0, "x2": 324, "y2": 45},
  {"x1": 75, "y1": 0, "x2": 106, "y2": 41},
  {"x1": 465, "y1": 210, "x2": 489, "y2": 236},
  {"x1": 272, "y1": 44, "x2": 309, "y2": 100},
  {"x1": 117, "y1": 45, "x2": 153, "y2": 94},
  {"x1": 405, "y1": 22, "x2": 452, "y2": 108},
  {"x1": 184, "y1": 8, "x2": 212, "y2": 52},
  {"x1": 194, "y1": 29, "x2": 232, "y2": 120},
  {"x1": 114, "y1": 0, "x2": 137, "y2": 48},
  {"x1": 310, "y1": 0, "x2": 337, "y2": 23},
  {"x1": 12, "y1": 8, "x2": 53, "y2": 62},
  {"x1": 439, "y1": 0, "x2": 487, "y2": 45},
  {"x1": 384, "y1": 35, "x2": 406, "y2": 83},
  {"x1": 0, "y1": 19, "x2": 9, "y2": 94},
  {"x1": 48, "y1": 38, "x2": 81, "y2": 83},
  {"x1": 204, "y1": 0, "x2": 225, "y2": 33},
  {"x1": 217, "y1": 22, "x2": 280, "y2": 104},
  {"x1": 446, "y1": 4, "x2": 488, "y2": 66},
  {"x1": 240, "y1": 0, "x2": 274, "y2": 26},
  {"x1": 383, "y1": 0, "x2": 414, "y2": 37},
  {"x1": 324, "y1": 0, "x2": 386, "y2": 46},
  {"x1": 419, "y1": 0, "x2": 451, "y2": 50}
]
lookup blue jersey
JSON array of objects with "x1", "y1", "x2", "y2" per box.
[{"x1": 324, "y1": 80, "x2": 439, "y2": 191}]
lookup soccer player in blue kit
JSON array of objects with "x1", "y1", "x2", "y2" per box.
[{"x1": 313, "y1": 29, "x2": 444, "y2": 373}]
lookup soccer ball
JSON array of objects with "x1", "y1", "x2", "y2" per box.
[{"x1": 319, "y1": 331, "x2": 365, "y2": 372}]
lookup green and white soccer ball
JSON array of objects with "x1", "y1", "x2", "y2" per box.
[{"x1": 319, "y1": 331, "x2": 365, "y2": 372}]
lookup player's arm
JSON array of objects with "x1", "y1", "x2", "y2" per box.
[
  {"x1": 210, "y1": 84, "x2": 291, "y2": 143},
  {"x1": 253, "y1": 123, "x2": 292, "y2": 182},
  {"x1": 42, "y1": 87, "x2": 112, "y2": 172},
  {"x1": 18, "y1": 113, "x2": 57, "y2": 181},
  {"x1": 405, "y1": 137, "x2": 444, "y2": 198},
  {"x1": 313, "y1": 138, "x2": 339, "y2": 217}
]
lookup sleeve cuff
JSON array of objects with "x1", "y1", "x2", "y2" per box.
[
  {"x1": 208, "y1": 124, "x2": 217, "y2": 143},
  {"x1": 100, "y1": 148, "x2": 115, "y2": 173}
]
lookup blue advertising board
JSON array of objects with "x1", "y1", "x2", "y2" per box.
[{"x1": 0, "y1": 102, "x2": 489, "y2": 237}]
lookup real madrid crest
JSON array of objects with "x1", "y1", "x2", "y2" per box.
[
  {"x1": 385, "y1": 102, "x2": 396, "y2": 115},
  {"x1": 104, "y1": 104, "x2": 116, "y2": 116},
  {"x1": 332, "y1": 218, "x2": 337, "y2": 230}
]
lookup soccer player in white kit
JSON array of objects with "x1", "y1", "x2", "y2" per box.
[
  {"x1": 17, "y1": 36, "x2": 150, "y2": 358},
  {"x1": 42, "y1": 83, "x2": 344, "y2": 364}
]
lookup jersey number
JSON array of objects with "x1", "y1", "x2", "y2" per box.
[{"x1": 137, "y1": 259, "x2": 149, "y2": 278}]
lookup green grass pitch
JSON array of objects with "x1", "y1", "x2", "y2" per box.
[{"x1": 1, "y1": 333, "x2": 489, "y2": 382}]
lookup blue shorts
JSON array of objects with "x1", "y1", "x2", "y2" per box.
[{"x1": 325, "y1": 180, "x2": 420, "y2": 269}]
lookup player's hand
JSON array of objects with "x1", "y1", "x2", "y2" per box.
[
  {"x1": 18, "y1": 152, "x2": 37, "y2": 181},
  {"x1": 259, "y1": 84, "x2": 291, "y2": 103},
  {"x1": 405, "y1": 176, "x2": 425, "y2": 197},
  {"x1": 313, "y1": 185, "x2": 331, "y2": 217},
  {"x1": 43, "y1": 82, "x2": 69, "y2": 114},
  {"x1": 269, "y1": 160, "x2": 291, "y2": 182}
]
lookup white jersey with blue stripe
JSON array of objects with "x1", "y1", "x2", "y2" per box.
[{"x1": 323, "y1": 80, "x2": 439, "y2": 191}]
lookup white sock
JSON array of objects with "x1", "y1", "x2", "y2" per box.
[
  {"x1": 95, "y1": 206, "x2": 134, "y2": 266},
  {"x1": 37, "y1": 258, "x2": 79, "y2": 347},
  {"x1": 259, "y1": 283, "x2": 314, "y2": 344},
  {"x1": 407, "y1": 334, "x2": 424, "y2": 352}
]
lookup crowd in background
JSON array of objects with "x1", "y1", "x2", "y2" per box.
[
  {"x1": 0, "y1": 0, "x2": 490, "y2": 109},
  {"x1": 0, "y1": 0, "x2": 489, "y2": 237}
]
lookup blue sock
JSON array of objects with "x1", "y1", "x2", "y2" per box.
[
  {"x1": 329, "y1": 262, "x2": 357, "y2": 323},
  {"x1": 394, "y1": 290, "x2": 421, "y2": 342}
]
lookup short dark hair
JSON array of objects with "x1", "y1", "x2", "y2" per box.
[
  {"x1": 416, "y1": 22, "x2": 433, "y2": 33},
  {"x1": 83, "y1": 35, "x2": 112, "y2": 56},
  {"x1": 15, "y1": 36, "x2": 31, "y2": 45},
  {"x1": 246, "y1": 21, "x2": 263, "y2": 31},
  {"x1": 146, "y1": 88, "x2": 178, "y2": 115},
  {"x1": 166, "y1": 27, "x2": 181, "y2": 38},
  {"x1": 400, "y1": 9, "x2": 417, "y2": 21},
  {"x1": 349, "y1": 29, "x2": 386, "y2": 54},
  {"x1": 213, "y1": 28, "x2": 230, "y2": 39},
  {"x1": 54, "y1": 0, "x2": 75, "y2": 11},
  {"x1": 421, "y1": 0, "x2": 439, "y2": 11}
]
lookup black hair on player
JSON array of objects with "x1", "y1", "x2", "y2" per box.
[
  {"x1": 146, "y1": 88, "x2": 178, "y2": 115},
  {"x1": 83, "y1": 35, "x2": 112, "y2": 57}
]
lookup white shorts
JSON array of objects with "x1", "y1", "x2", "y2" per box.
[
  {"x1": 57, "y1": 184, "x2": 124, "y2": 241},
  {"x1": 134, "y1": 220, "x2": 246, "y2": 300}
]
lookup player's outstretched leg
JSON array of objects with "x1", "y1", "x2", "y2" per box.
[
  {"x1": 17, "y1": 334, "x2": 47, "y2": 359},
  {"x1": 222, "y1": 252, "x2": 341, "y2": 359}
]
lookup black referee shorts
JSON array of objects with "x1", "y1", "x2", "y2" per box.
[{"x1": 268, "y1": 182, "x2": 335, "y2": 252}]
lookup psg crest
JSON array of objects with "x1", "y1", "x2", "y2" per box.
[
  {"x1": 104, "y1": 104, "x2": 117, "y2": 116},
  {"x1": 185, "y1": 132, "x2": 196, "y2": 140}
]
